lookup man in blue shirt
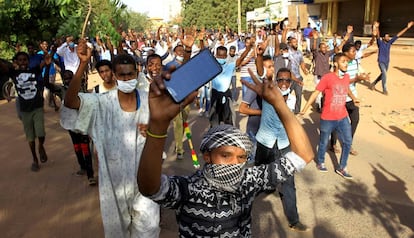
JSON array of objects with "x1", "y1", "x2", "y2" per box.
[
  {"x1": 209, "y1": 46, "x2": 248, "y2": 127},
  {"x1": 370, "y1": 21, "x2": 414, "y2": 95}
]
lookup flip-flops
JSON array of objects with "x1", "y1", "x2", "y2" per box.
[{"x1": 39, "y1": 147, "x2": 48, "y2": 163}]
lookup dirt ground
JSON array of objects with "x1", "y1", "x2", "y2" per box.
[{"x1": 0, "y1": 43, "x2": 413, "y2": 238}]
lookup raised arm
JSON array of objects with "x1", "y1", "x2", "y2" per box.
[
  {"x1": 63, "y1": 39, "x2": 91, "y2": 109},
  {"x1": 236, "y1": 41, "x2": 253, "y2": 67},
  {"x1": 396, "y1": 21, "x2": 414, "y2": 37},
  {"x1": 138, "y1": 75, "x2": 198, "y2": 196},
  {"x1": 372, "y1": 21, "x2": 380, "y2": 39},
  {"x1": 242, "y1": 69, "x2": 314, "y2": 163},
  {"x1": 336, "y1": 25, "x2": 353, "y2": 51},
  {"x1": 255, "y1": 41, "x2": 267, "y2": 77}
]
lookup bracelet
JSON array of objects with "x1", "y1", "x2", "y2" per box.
[{"x1": 146, "y1": 129, "x2": 168, "y2": 139}]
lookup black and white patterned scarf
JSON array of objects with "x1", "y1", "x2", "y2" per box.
[
  {"x1": 200, "y1": 125, "x2": 253, "y2": 156},
  {"x1": 203, "y1": 163, "x2": 246, "y2": 193},
  {"x1": 200, "y1": 125, "x2": 252, "y2": 192}
]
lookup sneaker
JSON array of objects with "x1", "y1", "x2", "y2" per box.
[
  {"x1": 88, "y1": 177, "x2": 97, "y2": 186},
  {"x1": 369, "y1": 83, "x2": 375, "y2": 90},
  {"x1": 289, "y1": 221, "x2": 309, "y2": 232},
  {"x1": 75, "y1": 169, "x2": 86, "y2": 176},
  {"x1": 198, "y1": 108, "x2": 205, "y2": 116},
  {"x1": 39, "y1": 146, "x2": 48, "y2": 163},
  {"x1": 176, "y1": 153, "x2": 184, "y2": 160},
  {"x1": 316, "y1": 163, "x2": 328, "y2": 172},
  {"x1": 335, "y1": 169, "x2": 353, "y2": 179}
]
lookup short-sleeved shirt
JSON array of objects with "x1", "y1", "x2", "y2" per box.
[
  {"x1": 346, "y1": 59, "x2": 359, "y2": 102},
  {"x1": 317, "y1": 72, "x2": 350, "y2": 120},
  {"x1": 313, "y1": 49, "x2": 335, "y2": 77},
  {"x1": 288, "y1": 48, "x2": 304, "y2": 78},
  {"x1": 241, "y1": 87, "x2": 260, "y2": 136},
  {"x1": 256, "y1": 100, "x2": 289, "y2": 150},
  {"x1": 11, "y1": 68, "x2": 44, "y2": 112},
  {"x1": 212, "y1": 62, "x2": 236, "y2": 92}
]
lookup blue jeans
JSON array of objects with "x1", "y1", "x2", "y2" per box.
[
  {"x1": 198, "y1": 84, "x2": 211, "y2": 112},
  {"x1": 374, "y1": 62, "x2": 389, "y2": 92},
  {"x1": 317, "y1": 117, "x2": 352, "y2": 170}
]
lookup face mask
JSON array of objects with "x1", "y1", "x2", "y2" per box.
[
  {"x1": 176, "y1": 56, "x2": 184, "y2": 62},
  {"x1": 117, "y1": 79, "x2": 137, "y2": 93},
  {"x1": 279, "y1": 87, "x2": 291, "y2": 96},
  {"x1": 282, "y1": 52, "x2": 289, "y2": 58},
  {"x1": 203, "y1": 162, "x2": 246, "y2": 192},
  {"x1": 339, "y1": 69, "x2": 346, "y2": 77},
  {"x1": 216, "y1": 58, "x2": 226, "y2": 65}
]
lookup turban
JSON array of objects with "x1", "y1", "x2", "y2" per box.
[{"x1": 200, "y1": 125, "x2": 253, "y2": 156}]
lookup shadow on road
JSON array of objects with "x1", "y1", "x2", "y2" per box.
[
  {"x1": 393, "y1": 66, "x2": 414, "y2": 77},
  {"x1": 373, "y1": 120, "x2": 414, "y2": 151},
  {"x1": 333, "y1": 163, "x2": 414, "y2": 238}
]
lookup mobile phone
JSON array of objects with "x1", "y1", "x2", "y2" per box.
[{"x1": 165, "y1": 49, "x2": 222, "y2": 103}]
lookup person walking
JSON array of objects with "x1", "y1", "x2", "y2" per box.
[
  {"x1": 301, "y1": 53, "x2": 359, "y2": 179},
  {"x1": 370, "y1": 21, "x2": 414, "y2": 95}
]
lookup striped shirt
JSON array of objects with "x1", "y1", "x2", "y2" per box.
[
  {"x1": 239, "y1": 48, "x2": 256, "y2": 77},
  {"x1": 346, "y1": 59, "x2": 359, "y2": 102}
]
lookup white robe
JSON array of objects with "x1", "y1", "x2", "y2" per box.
[{"x1": 60, "y1": 89, "x2": 160, "y2": 238}]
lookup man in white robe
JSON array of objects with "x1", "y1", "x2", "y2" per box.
[{"x1": 60, "y1": 40, "x2": 160, "y2": 238}]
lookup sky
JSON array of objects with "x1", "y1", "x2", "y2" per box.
[{"x1": 122, "y1": 0, "x2": 174, "y2": 20}]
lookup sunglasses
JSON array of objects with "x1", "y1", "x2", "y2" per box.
[{"x1": 276, "y1": 78, "x2": 292, "y2": 83}]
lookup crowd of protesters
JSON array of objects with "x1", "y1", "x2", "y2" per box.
[{"x1": 1, "y1": 18, "x2": 413, "y2": 237}]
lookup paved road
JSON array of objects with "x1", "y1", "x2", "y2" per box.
[{"x1": 1, "y1": 46, "x2": 413, "y2": 237}]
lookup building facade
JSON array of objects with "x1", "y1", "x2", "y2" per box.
[{"x1": 247, "y1": 0, "x2": 414, "y2": 37}]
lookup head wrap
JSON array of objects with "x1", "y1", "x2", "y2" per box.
[{"x1": 200, "y1": 125, "x2": 253, "y2": 156}]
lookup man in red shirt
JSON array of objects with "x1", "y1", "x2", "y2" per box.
[{"x1": 301, "y1": 53, "x2": 358, "y2": 179}]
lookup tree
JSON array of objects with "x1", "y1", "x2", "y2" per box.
[
  {"x1": 180, "y1": 0, "x2": 265, "y2": 32},
  {"x1": 0, "y1": 0, "x2": 62, "y2": 58},
  {"x1": 126, "y1": 11, "x2": 152, "y2": 33}
]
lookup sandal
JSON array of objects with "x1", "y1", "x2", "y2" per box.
[
  {"x1": 88, "y1": 177, "x2": 97, "y2": 186},
  {"x1": 329, "y1": 145, "x2": 340, "y2": 153},
  {"x1": 31, "y1": 163, "x2": 40, "y2": 172},
  {"x1": 350, "y1": 148, "x2": 358, "y2": 156},
  {"x1": 39, "y1": 146, "x2": 48, "y2": 163}
]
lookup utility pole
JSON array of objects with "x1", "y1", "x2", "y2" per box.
[{"x1": 238, "y1": 0, "x2": 242, "y2": 34}]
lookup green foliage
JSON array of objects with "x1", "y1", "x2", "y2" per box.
[
  {"x1": 0, "y1": 0, "x2": 62, "y2": 44},
  {"x1": 181, "y1": 0, "x2": 265, "y2": 32},
  {"x1": 126, "y1": 11, "x2": 152, "y2": 33}
]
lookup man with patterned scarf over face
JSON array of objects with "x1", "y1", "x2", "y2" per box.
[{"x1": 138, "y1": 70, "x2": 314, "y2": 237}]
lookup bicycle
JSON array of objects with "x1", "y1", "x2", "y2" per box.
[{"x1": 2, "y1": 77, "x2": 17, "y2": 102}]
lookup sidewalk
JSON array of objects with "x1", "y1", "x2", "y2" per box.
[{"x1": 0, "y1": 48, "x2": 413, "y2": 237}]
